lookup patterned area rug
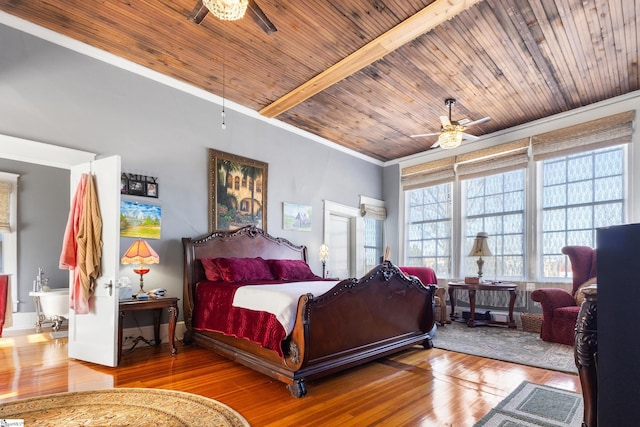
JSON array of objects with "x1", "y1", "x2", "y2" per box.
[
  {"x1": 474, "y1": 381, "x2": 583, "y2": 426},
  {"x1": 0, "y1": 388, "x2": 249, "y2": 426},
  {"x1": 432, "y1": 321, "x2": 577, "y2": 373}
]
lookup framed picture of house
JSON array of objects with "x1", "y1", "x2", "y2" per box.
[
  {"x1": 209, "y1": 149, "x2": 268, "y2": 232},
  {"x1": 283, "y1": 202, "x2": 312, "y2": 231}
]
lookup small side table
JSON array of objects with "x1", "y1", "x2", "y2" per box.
[
  {"x1": 118, "y1": 297, "x2": 179, "y2": 365},
  {"x1": 448, "y1": 282, "x2": 517, "y2": 328}
]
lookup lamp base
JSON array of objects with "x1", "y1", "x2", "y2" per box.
[
  {"x1": 476, "y1": 257, "x2": 485, "y2": 283},
  {"x1": 133, "y1": 268, "x2": 150, "y2": 295}
]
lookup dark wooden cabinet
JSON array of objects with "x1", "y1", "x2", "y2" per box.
[{"x1": 596, "y1": 224, "x2": 640, "y2": 425}]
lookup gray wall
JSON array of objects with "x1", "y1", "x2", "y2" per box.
[{"x1": 0, "y1": 24, "x2": 383, "y2": 319}]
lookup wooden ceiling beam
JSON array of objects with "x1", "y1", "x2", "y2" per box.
[{"x1": 259, "y1": 0, "x2": 485, "y2": 118}]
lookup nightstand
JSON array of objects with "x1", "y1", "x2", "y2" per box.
[{"x1": 118, "y1": 297, "x2": 179, "y2": 365}]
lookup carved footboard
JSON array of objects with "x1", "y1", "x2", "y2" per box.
[{"x1": 285, "y1": 262, "x2": 436, "y2": 396}]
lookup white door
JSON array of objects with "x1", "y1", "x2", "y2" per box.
[
  {"x1": 328, "y1": 215, "x2": 352, "y2": 279},
  {"x1": 67, "y1": 155, "x2": 121, "y2": 367}
]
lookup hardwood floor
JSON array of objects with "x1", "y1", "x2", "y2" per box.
[{"x1": 0, "y1": 329, "x2": 581, "y2": 426}]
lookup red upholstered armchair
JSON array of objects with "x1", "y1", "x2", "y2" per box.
[
  {"x1": 398, "y1": 266, "x2": 449, "y2": 326},
  {"x1": 531, "y1": 246, "x2": 597, "y2": 345}
]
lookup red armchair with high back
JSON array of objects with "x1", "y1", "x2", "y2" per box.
[
  {"x1": 398, "y1": 266, "x2": 449, "y2": 326},
  {"x1": 531, "y1": 246, "x2": 597, "y2": 345}
]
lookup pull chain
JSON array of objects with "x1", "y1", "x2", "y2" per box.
[{"x1": 221, "y1": 25, "x2": 227, "y2": 130}]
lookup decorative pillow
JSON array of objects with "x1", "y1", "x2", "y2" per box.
[
  {"x1": 574, "y1": 276, "x2": 597, "y2": 306},
  {"x1": 201, "y1": 258, "x2": 222, "y2": 281},
  {"x1": 268, "y1": 259, "x2": 319, "y2": 281},
  {"x1": 214, "y1": 257, "x2": 275, "y2": 282}
]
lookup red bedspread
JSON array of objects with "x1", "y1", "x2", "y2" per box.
[{"x1": 192, "y1": 280, "x2": 290, "y2": 357}]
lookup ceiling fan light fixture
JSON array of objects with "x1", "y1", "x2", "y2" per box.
[
  {"x1": 438, "y1": 125, "x2": 464, "y2": 149},
  {"x1": 203, "y1": 0, "x2": 249, "y2": 21}
]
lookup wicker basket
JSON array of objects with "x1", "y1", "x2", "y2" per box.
[{"x1": 521, "y1": 313, "x2": 543, "y2": 333}]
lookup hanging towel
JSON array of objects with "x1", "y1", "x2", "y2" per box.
[
  {"x1": 75, "y1": 174, "x2": 103, "y2": 312},
  {"x1": 0, "y1": 274, "x2": 11, "y2": 337},
  {"x1": 61, "y1": 174, "x2": 87, "y2": 313},
  {"x1": 60, "y1": 174, "x2": 87, "y2": 270}
]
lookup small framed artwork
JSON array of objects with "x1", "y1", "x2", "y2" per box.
[
  {"x1": 120, "y1": 201, "x2": 162, "y2": 239},
  {"x1": 127, "y1": 180, "x2": 146, "y2": 196},
  {"x1": 146, "y1": 182, "x2": 158, "y2": 198},
  {"x1": 283, "y1": 202, "x2": 312, "y2": 231}
]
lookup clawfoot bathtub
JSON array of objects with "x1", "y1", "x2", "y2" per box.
[{"x1": 29, "y1": 288, "x2": 69, "y2": 332}]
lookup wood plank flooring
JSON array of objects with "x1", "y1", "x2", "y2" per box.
[{"x1": 0, "y1": 329, "x2": 581, "y2": 426}]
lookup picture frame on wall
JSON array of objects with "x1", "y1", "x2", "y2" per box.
[
  {"x1": 209, "y1": 149, "x2": 268, "y2": 232},
  {"x1": 120, "y1": 173, "x2": 159, "y2": 198},
  {"x1": 146, "y1": 182, "x2": 158, "y2": 198},
  {"x1": 283, "y1": 202, "x2": 312, "y2": 231},
  {"x1": 120, "y1": 201, "x2": 162, "y2": 239},
  {"x1": 127, "y1": 179, "x2": 146, "y2": 196}
]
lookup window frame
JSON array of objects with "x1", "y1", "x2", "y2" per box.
[{"x1": 535, "y1": 144, "x2": 628, "y2": 280}]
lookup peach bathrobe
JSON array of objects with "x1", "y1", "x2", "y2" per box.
[{"x1": 59, "y1": 174, "x2": 103, "y2": 314}]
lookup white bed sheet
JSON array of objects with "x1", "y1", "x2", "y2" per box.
[{"x1": 232, "y1": 281, "x2": 339, "y2": 335}]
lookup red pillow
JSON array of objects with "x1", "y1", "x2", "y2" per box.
[
  {"x1": 268, "y1": 259, "x2": 319, "y2": 281},
  {"x1": 214, "y1": 257, "x2": 275, "y2": 282},
  {"x1": 201, "y1": 258, "x2": 222, "y2": 281}
]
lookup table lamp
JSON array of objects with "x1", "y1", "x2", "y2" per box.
[
  {"x1": 121, "y1": 238, "x2": 159, "y2": 295},
  {"x1": 319, "y1": 244, "x2": 329, "y2": 278},
  {"x1": 469, "y1": 232, "x2": 492, "y2": 282}
]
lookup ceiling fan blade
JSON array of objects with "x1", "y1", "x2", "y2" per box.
[
  {"x1": 248, "y1": 0, "x2": 277, "y2": 34},
  {"x1": 461, "y1": 132, "x2": 479, "y2": 141},
  {"x1": 410, "y1": 132, "x2": 440, "y2": 138},
  {"x1": 431, "y1": 140, "x2": 441, "y2": 149},
  {"x1": 188, "y1": 0, "x2": 208, "y2": 24},
  {"x1": 464, "y1": 116, "x2": 491, "y2": 128},
  {"x1": 440, "y1": 116, "x2": 451, "y2": 127}
]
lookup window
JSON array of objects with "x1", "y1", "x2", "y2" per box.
[
  {"x1": 541, "y1": 146, "x2": 625, "y2": 278},
  {"x1": 363, "y1": 217, "x2": 383, "y2": 272},
  {"x1": 464, "y1": 170, "x2": 525, "y2": 280},
  {"x1": 405, "y1": 183, "x2": 452, "y2": 277}
]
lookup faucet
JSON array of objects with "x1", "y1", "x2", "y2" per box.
[{"x1": 35, "y1": 267, "x2": 48, "y2": 292}]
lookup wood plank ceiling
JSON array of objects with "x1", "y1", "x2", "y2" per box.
[{"x1": 1, "y1": 0, "x2": 637, "y2": 162}]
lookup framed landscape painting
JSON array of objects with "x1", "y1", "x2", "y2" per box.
[
  {"x1": 120, "y1": 201, "x2": 162, "y2": 239},
  {"x1": 209, "y1": 149, "x2": 268, "y2": 232}
]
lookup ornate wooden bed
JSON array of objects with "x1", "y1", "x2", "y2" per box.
[{"x1": 182, "y1": 226, "x2": 436, "y2": 397}]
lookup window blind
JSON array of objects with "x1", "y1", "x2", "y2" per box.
[
  {"x1": 532, "y1": 111, "x2": 634, "y2": 160},
  {"x1": 0, "y1": 181, "x2": 12, "y2": 232},
  {"x1": 456, "y1": 138, "x2": 529, "y2": 180},
  {"x1": 401, "y1": 157, "x2": 455, "y2": 190},
  {"x1": 360, "y1": 204, "x2": 387, "y2": 220}
]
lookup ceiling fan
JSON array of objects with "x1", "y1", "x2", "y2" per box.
[
  {"x1": 189, "y1": 0, "x2": 277, "y2": 34},
  {"x1": 411, "y1": 98, "x2": 491, "y2": 149}
]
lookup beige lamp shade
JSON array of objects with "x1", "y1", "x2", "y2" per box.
[{"x1": 469, "y1": 232, "x2": 492, "y2": 257}]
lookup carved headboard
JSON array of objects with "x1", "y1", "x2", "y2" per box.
[{"x1": 182, "y1": 225, "x2": 308, "y2": 328}]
